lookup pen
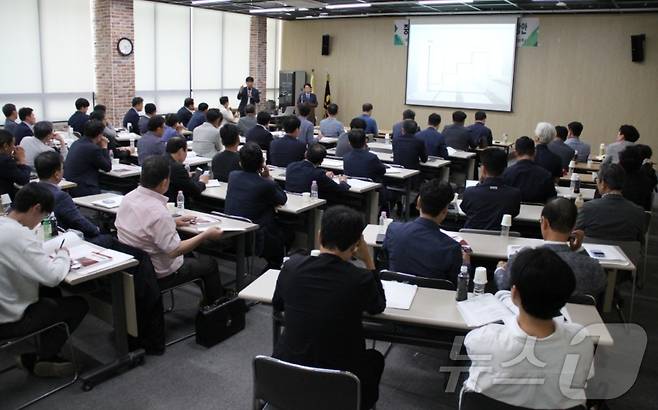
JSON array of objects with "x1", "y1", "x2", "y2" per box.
[{"x1": 59, "y1": 238, "x2": 65, "y2": 249}]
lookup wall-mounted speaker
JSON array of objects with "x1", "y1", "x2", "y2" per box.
[
  {"x1": 322, "y1": 34, "x2": 330, "y2": 56},
  {"x1": 631, "y1": 34, "x2": 645, "y2": 63}
]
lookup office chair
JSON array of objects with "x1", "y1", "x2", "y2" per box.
[{"x1": 460, "y1": 390, "x2": 586, "y2": 410}]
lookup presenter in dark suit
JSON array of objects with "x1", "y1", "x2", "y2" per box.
[
  {"x1": 245, "y1": 111, "x2": 274, "y2": 153},
  {"x1": 63, "y1": 120, "x2": 112, "y2": 197},
  {"x1": 273, "y1": 205, "x2": 386, "y2": 410},
  {"x1": 392, "y1": 119, "x2": 427, "y2": 170},
  {"x1": 415, "y1": 113, "x2": 449, "y2": 158},
  {"x1": 176, "y1": 97, "x2": 195, "y2": 128},
  {"x1": 226, "y1": 143, "x2": 287, "y2": 268},
  {"x1": 286, "y1": 143, "x2": 350, "y2": 200},
  {"x1": 460, "y1": 148, "x2": 521, "y2": 230},
  {"x1": 67, "y1": 98, "x2": 90, "y2": 135},
  {"x1": 296, "y1": 83, "x2": 318, "y2": 125},
  {"x1": 122, "y1": 96, "x2": 143, "y2": 134},
  {"x1": 165, "y1": 137, "x2": 208, "y2": 208},
  {"x1": 502, "y1": 136, "x2": 557, "y2": 204},
  {"x1": 269, "y1": 116, "x2": 306, "y2": 167},
  {"x1": 237, "y1": 76, "x2": 260, "y2": 117},
  {"x1": 13, "y1": 107, "x2": 37, "y2": 145},
  {"x1": 343, "y1": 130, "x2": 386, "y2": 182}
]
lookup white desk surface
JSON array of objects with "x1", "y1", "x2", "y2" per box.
[
  {"x1": 267, "y1": 166, "x2": 381, "y2": 194},
  {"x1": 362, "y1": 224, "x2": 635, "y2": 271},
  {"x1": 318, "y1": 136, "x2": 338, "y2": 144},
  {"x1": 320, "y1": 158, "x2": 420, "y2": 180},
  {"x1": 101, "y1": 163, "x2": 142, "y2": 178},
  {"x1": 556, "y1": 186, "x2": 596, "y2": 201},
  {"x1": 183, "y1": 153, "x2": 212, "y2": 167},
  {"x1": 201, "y1": 183, "x2": 326, "y2": 215},
  {"x1": 62, "y1": 240, "x2": 138, "y2": 286},
  {"x1": 239, "y1": 269, "x2": 613, "y2": 347},
  {"x1": 115, "y1": 132, "x2": 141, "y2": 142},
  {"x1": 33, "y1": 178, "x2": 77, "y2": 190}
]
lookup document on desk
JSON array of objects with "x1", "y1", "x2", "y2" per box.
[
  {"x1": 447, "y1": 147, "x2": 457, "y2": 157},
  {"x1": 582, "y1": 244, "x2": 628, "y2": 263},
  {"x1": 91, "y1": 195, "x2": 123, "y2": 209},
  {"x1": 382, "y1": 280, "x2": 418, "y2": 310},
  {"x1": 457, "y1": 293, "x2": 514, "y2": 327},
  {"x1": 205, "y1": 179, "x2": 221, "y2": 188}
]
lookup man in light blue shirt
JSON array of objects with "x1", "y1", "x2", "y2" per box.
[
  {"x1": 137, "y1": 116, "x2": 166, "y2": 165},
  {"x1": 3, "y1": 104, "x2": 19, "y2": 136},
  {"x1": 359, "y1": 103, "x2": 378, "y2": 137},
  {"x1": 319, "y1": 103, "x2": 344, "y2": 138},
  {"x1": 564, "y1": 121, "x2": 590, "y2": 162},
  {"x1": 296, "y1": 103, "x2": 315, "y2": 146}
]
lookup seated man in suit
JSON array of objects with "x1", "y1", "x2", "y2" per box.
[
  {"x1": 237, "y1": 104, "x2": 257, "y2": 136},
  {"x1": 564, "y1": 121, "x2": 591, "y2": 162},
  {"x1": 318, "y1": 103, "x2": 344, "y2": 139},
  {"x1": 359, "y1": 103, "x2": 378, "y2": 137},
  {"x1": 245, "y1": 111, "x2": 274, "y2": 153},
  {"x1": 384, "y1": 179, "x2": 464, "y2": 283},
  {"x1": 165, "y1": 137, "x2": 209, "y2": 208},
  {"x1": 286, "y1": 143, "x2": 350, "y2": 201},
  {"x1": 14, "y1": 107, "x2": 37, "y2": 145},
  {"x1": 576, "y1": 162, "x2": 646, "y2": 246},
  {"x1": 415, "y1": 113, "x2": 448, "y2": 159},
  {"x1": 533, "y1": 122, "x2": 563, "y2": 180},
  {"x1": 392, "y1": 119, "x2": 427, "y2": 170},
  {"x1": 137, "y1": 116, "x2": 166, "y2": 165},
  {"x1": 225, "y1": 143, "x2": 287, "y2": 269},
  {"x1": 162, "y1": 113, "x2": 183, "y2": 143},
  {"x1": 443, "y1": 111, "x2": 476, "y2": 152},
  {"x1": 116, "y1": 155, "x2": 224, "y2": 306},
  {"x1": 343, "y1": 129, "x2": 386, "y2": 182},
  {"x1": 0, "y1": 130, "x2": 32, "y2": 201},
  {"x1": 67, "y1": 98, "x2": 90, "y2": 135},
  {"x1": 604, "y1": 124, "x2": 640, "y2": 164},
  {"x1": 186, "y1": 102, "x2": 208, "y2": 132},
  {"x1": 495, "y1": 197, "x2": 606, "y2": 297},
  {"x1": 461, "y1": 148, "x2": 521, "y2": 230},
  {"x1": 20, "y1": 121, "x2": 68, "y2": 168},
  {"x1": 122, "y1": 96, "x2": 143, "y2": 134},
  {"x1": 335, "y1": 117, "x2": 366, "y2": 158},
  {"x1": 392, "y1": 109, "x2": 415, "y2": 140},
  {"x1": 34, "y1": 151, "x2": 113, "y2": 247},
  {"x1": 503, "y1": 136, "x2": 557, "y2": 203},
  {"x1": 176, "y1": 97, "x2": 195, "y2": 128},
  {"x1": 620, "y1": 145, "x2": 654, "y2": 211},
  {"x1": 466, "y1": 111, "x2": 493, "y2": 148},
  {"x1": 269, "y1": 116, "x2": 306, "y2": 167},
  {"x1": 273, "y1": 205, "x2": 386, "y2": 410},
  {"x1": 138, "y1": 103, "x2": 157, "y2": 136},
  {"x1": 296, "y1": 103, "x2": 316, "y2": 146},
  {"x1": 548, "y1": 125, "x2": 576, "y2": 172},
  {"x1": 211, "y1": 124, "x2": 242, "y2": 182},
  {"x1": 89, "y1": 109, "x2": 132, "y2": 163},
  {"x1": 3, "y1": 103, "x2": 18, "y2": 137},
  {"x1": 0, "y1": 182, "x2": 88, "y2": 378},
  {"x1": 192, "y1": 108, "x2": 223, "y2": 159},
  {"x1": 463, "y1": 248, "x2": 594, "y2": 410},
  {"x1": 64, "y1": 119, "x2": 112, "y2": 197}
]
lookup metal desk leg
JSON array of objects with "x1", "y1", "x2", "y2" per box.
[
  {"x1": 307, "y1": 209, "x2": 321, "y2": 250},
  {"x1": 603, "y1": 269, "x2": 617, "y2": 313},
  {"x1": 440, "y1": 167, "x2": 450, "y2": 183},
  {"x1": 404, "y1": 179, "x2": 412, "y2": 220},
  {"x1": 79, "y1": 271, "x2": 145, "y2": 391},
  {"x1": 235, "y1": 234, "x2": 246, "y2": 291},
  {"x1": 467, "y1": 158, "x2": 476, "y2": 180},
  {"x1": 366, "y1": 190, "x2": 379, "y2": 224}
]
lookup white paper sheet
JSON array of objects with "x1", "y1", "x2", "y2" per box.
[
  {"x1": 382, "y1": 280, "x2": 418, "y2": 310},
  {"x1": 457, "y1": 293, "x2": 515, "y2": 327},
  {"x1": 91, "y1": 195, "x2": 123, "y2": 209}
]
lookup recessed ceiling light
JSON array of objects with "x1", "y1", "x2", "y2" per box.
[
  {"x1": 191, "y1": 0, "x2": 231, "y2": 5},
  {"x1": 249, "y1": 7, "x2": 297, "y2": 13},
  {"x1": 325, "y1": 3, "x2": 372, "y2": 9},
  {"x1": 418, "y1": 0, "x2": 474, "y2": 5}
]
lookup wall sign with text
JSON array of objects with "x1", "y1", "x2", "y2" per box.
[
  {"x1": 517, "y1": 18, "x2": 539, "y2": 47},
  {"x1": 394, "y1": 20, "x2": 409, "y2": 46}
]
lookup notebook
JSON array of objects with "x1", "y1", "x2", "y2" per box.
[
  {"x1": 381, "y1": 280, "x2": 418, "y2": 310},
  {"x1": 91, "y1": 195, "x2": 123, "y2": 209}
]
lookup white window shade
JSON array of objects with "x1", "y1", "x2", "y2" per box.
[
  {"x1": 134, "y1": 1, "x2": 155, "y2": 92},
  {"x1": 192, "y1": 8, "x2": 222, "y2": 91},
  {"x1": 222, "y1": 12, "x2": 250, "y2": 102},
  {"x1": 267, "y1": 18, "x2": 281, "y2": 91},
  {"x1": 0, "y1": 0, "x2": 41, "y2": 95},
  {"x1": 155, "y1": 3, "x2": 190, "y2": 92}
]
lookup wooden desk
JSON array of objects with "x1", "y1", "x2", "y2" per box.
[
  {"x1": 556, "y1": 186, "x2": 596, "y2": 201},
  {"x1": 33, "y1": 178, "x2": 77, "y2": 190},
  {"x1": 574, "y1": 162, "x2": 601, "y2": 172},
  {"x1": 560, "y1": 172, "x2": 596, "y2": 185},
  {"x1": 240, "y1": 269, "x2": 614, "y2": 347}
]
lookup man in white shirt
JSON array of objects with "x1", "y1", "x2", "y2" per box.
[
  {"x1": 463, "y1": 247, "x2": 594, "y2": 409},
  {"x1": 192, "y1": 108, "x2": 223, "y2": 158},
  {"x1": 219, "y1": 96, "x2": 239, "y2": 124},
  {"x1": 0, "y1": 182, "x2": 87, "y2": 377},
  {"x1": 20, "y1": 121, "x2": 68, "y2": 169}
]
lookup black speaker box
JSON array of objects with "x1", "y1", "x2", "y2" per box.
[
  {"x1": 631, "y1": 34, "x2": 645, "y2": 63},
  {"x1": 322, "y1": 34, "x2": 330, "y2": 56}
]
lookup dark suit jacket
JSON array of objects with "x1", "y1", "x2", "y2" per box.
[
  {"x1": 186, "y1": 111, "x2": 206, "y2": 132},
  {"x1": 165, "y1": 156, "x2": 206, "y2": 208},
  {"x1": 176, "y1": 107, "x2": 194, "y2": 127},
  {"x1": 0, "y1": 153, "x2": 31, "y2": 199},
  {"x1": 535, "y1": 144, "x2": 563, "y2": 179},
  {"x1": 225, "y1": 170, "x2": 287, "y2": 228},
  {"x1": 269, "y1": 135, "x2": 306, "y2": 168},
  {"x1": 245, "y1": 125, "x2": 274, "y2": 153},
  {"x1": 237, "y1": 87, "x2": 261, "y2": 115},
  {"x1": 392, "y1": 134, "x2": 428, "y2": 170},
  {"x1": 272, "y1": 253, "x2": 386, "y2": 372},
  {"x1": 122, "y1": 108, "x2": 141, "y2": 134},
  {"x1": 384, "y1": 217, "x2": 462, "y2": 284},
  {"x1": 460, "y1": 177, "x2": 521, "y2": 230},
  {"x1": 415, "y1": 127, "x2": 449, "y2": 158},
  {"x1": 43, "y1": 182, "x2": 101, "y2": 239},
  {"x1": 211, "y1": 150, "x2": 241, "y2": 183},
  {"x1": 442, "y1": 124, "x2": 475, "y2": 151},
  {"x1": 13, "y1": 122, "x2": 33, "y2": 145},
  {"x1": 576, "y1": 193, "x2": 646, "y2": 246},
  {"x1": 63, "y1": 137, "x2": 112, "y2": 197},
  {"x1": 68, "y1": 111, "x2": 90, "y2": 135},
  {"x1": 285, "y1": 160, "x2": 349, "y2": 200},
  {"x1": 503, "y1": 159, "x2": 557, "y2": 204},
  {"x1": 343, "y1": 148, "x2": 386, "y2": 182},
  {"x1": 466, "y1": 122, "x2": 493, "y2": 147},
  {"x1": 622, "y1": 170, "x2": 654, "y2": 211}
]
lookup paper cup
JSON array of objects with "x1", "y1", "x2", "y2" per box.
[
  {"x1": 302, "y1": 192, "x2": 311, "y2": 203},
  {"x1": 474, "y1": 267, "x2": 487, "y2": 285},
  {"x1": 112, "y1": 158, "x2": 120, "y2": 165},
  {"x1": 166, "y1": 202, "x2": 176, "y2": 212},
  {"x1": 501, "y1": 214, "x2": 512, "y2": 227}
]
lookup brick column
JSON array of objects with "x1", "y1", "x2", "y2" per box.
[
  {"x1": 249, "y1": 16, "x2": 267, "y2": 106},
  {"x1": 93, "y1": 0, "x2": 135, "y2": 126}
]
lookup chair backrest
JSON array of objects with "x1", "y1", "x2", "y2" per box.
[
  {"x1": 568, "y1": 293, "x2": 597, "y2": 306},
  {"x1": 282, "y1": 106, "x2": 295, "y2": 116},
  {"x1": 583, "y1": 236, "x2": 642, "y2": 266},
  {"x1": 644, "y1": 211, "x2": 652, "y2": 235},
  {"x1": 379, "y1": 270, "x2": 455, "y2": 290},
  {"x1": 211, "y1": 211, "x2": 254, "y2": 224},
  {"x1": 460, "y1": 390, "x2": 585, "y2": 410},
  {"x1": 252, "y1": 355, "x2": 360, "y2": 410},
  {"x1": 459, "y1": 228, "x2": 521, "y2": 238}
]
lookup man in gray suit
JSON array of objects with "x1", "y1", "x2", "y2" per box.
[
  {"x1": 192, "y1": 108, "x2": 223, "y2": 158},
  {"x1": 495, "y1": 197, "x2": 606, "y2": 297},
  {"x1": 604, "y1": 124, "x2": 640, "y2": 164},
  {"x1": 442, "y1": 111, "x2": 477, "y2": 151},
  {"x1": 548, "y1": 125, "x2": 575, "y2": 172},
  {"x1": 138, "y1": 103, "x2": 157, "y2": 135},
  {"x1": 2, "y1": 104, "x2": 18, "y2": 136},
  {"x1": 237, "y1": 104, "x2": 258, "y2": 136}
]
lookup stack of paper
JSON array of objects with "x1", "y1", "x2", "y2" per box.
[
  {"x1": 91, "y1": 196, "x2": 123, "y2": 209},
  {"x1": 205, "y1": 179, "x2": 221, "y2": 188},
  {"x1": 382, "y1": 280, "x2": 418, "y2": 310},
  {"x1": 582, "y1": 244, "x2": 629, "y2": 263},
  {"x1": 457, "y1": 293, "x2": 515, "y2": 327}
]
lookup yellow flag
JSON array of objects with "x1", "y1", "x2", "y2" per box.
[{"x1": 310, "y1": 69, "x2": 315, "y2": 91}]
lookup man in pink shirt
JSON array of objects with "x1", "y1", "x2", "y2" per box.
[{"x1": 115, "y1": 155, "x2": 223, "y2": 304}]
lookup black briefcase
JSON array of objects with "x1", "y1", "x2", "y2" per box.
[{"x1": 195, "y1": 297, "x2": 247, "y2": 348}]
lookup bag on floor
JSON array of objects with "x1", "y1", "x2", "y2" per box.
[{"x1": 195, "y1": 296, "x2": 246, "y2": 348}]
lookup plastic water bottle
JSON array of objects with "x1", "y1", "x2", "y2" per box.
[
  {"x1": 0, "y1": 194, "x2": 10, "y2": 216},
  {"x1": 176, "y1": 190, "x2": 185, "y2": 212},
  {"x1": 473, "y1": 267, "x2": 487, "y2": 296},
  {"x1": 575, "y1": 193, "x2": 584, "y2": 209},
  {"x1": 385, "y1": 133, "x2": 391, "y2": 144},
  {"x1": 502, "y1": 133, "x2": 508, "y2": 144},
  {"x1": 127, "y1": 123, "x2": 132, "y2": 133},
  {"x1": 49, "y1": 214, "x2": 58, "y2": 237},
  {"x1": 599, "y1": 143, "x2": 606, "y2": 156},
  {"x1": 129, "y1": 137, "x2": 135, "y2": 151},
  {"x1": 310, "y1": 180, "x2": 318, "y2": 198},
  {"x1": 571, "y1": 173, "x2": 580, "y2": 193},
  {"x1": 456, "y1": 265, "x2": 469, "y2": 301},
  {"x1": 68, "y1": 126, "x2": 73, "y2": 138},
  {"x1": 109, "y1": 149, "x2": 114, "y2": 161},
  {"x1": 379, "y1": 211, "x2": 387, "y2": 234},
  {"x1": 500, "y1": 214, "x2": 512, "y2": 237},
  {"x1": 41, "y1": 218, "x2": 52, "y2": 241}
]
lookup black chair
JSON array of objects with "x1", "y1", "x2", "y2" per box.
[
  {"x1": 379, "y1": 269, "x2": 455, "y2": 290},
  {"x1": 252, "y1": 355, "x2": 360, "y2": 410},
  {"x1": 460, "y1": 390, "x2": 585, "y2": 410}
]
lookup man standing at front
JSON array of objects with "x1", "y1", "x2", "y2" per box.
[{"x1": 237, "y1": 76, "x2": 261, "y2": 117}]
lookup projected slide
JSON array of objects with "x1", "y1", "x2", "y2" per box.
[{"x1": 405, "y1": 17, "x2": 518, "y2": 112}]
